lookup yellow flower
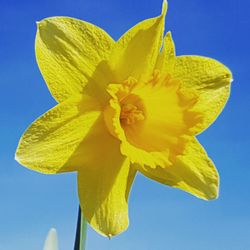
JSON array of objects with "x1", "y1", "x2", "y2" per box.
[{"x1": 15, "y1": 0, "x2": 232, "y2": 237}]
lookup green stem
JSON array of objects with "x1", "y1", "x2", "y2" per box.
[{"x1": 74, "y1": 206, "x2": 87, "y2": 250}]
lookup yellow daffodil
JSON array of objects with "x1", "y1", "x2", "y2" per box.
[{"x1": 16, "y1": 0, "x2": 232, "y2": 237}]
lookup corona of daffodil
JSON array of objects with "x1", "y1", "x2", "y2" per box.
[{"x1": 16, "y1": 0, "x2": 232, "y2": 237}]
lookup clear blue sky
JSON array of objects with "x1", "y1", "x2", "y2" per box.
[{"x1": 0, "y1": 0, "x2": 249, "y2": 249}]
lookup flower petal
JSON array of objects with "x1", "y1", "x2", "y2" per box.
[
  {"x1": 156, "y1": 31, "x2": 176, "y2": 72},
  {"x1": 15, "y1": 95, "x2": 101, "y2": 174},
  {"x1": 171, "y1": 56, "x2": 232, "y2": 133},
  {"x1": 136, "y1": 138, "x2": 219, "y2": 200},
  {"x1": 36, "y1": 17, "x2": 114, "y2": 102},
  {"x1": 109, "y1": 0, "x2": 167, "y2": 82},
  {"x1": 77, "y1": 120, "x2": 136, "y2": 236}
]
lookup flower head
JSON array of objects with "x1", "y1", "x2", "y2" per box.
[{"x1": 16, "y1": 0, "x2": 232, "y2": 237}]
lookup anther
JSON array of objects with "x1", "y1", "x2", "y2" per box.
[
  {"x1": 124, "y1": 76, "x2": 137, "y2": 86},
  {"x1": 120, "y1": 103, "x2": 144, "y2": 125}
]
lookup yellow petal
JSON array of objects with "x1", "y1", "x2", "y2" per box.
[
  {"x1": 109, "y1": 0, "x2": 167, "y2": 82},
  {"x1": 77, "y1": 118, "x2": 136, "y2": 237},
  {"x1": 156, "y1": 31, "x2": 176, "y2": 72},
  {"x1": 36, "y1": 17, "x2": 114, "y2": 102},
  {"x1": 136, "y1": 138, "x2": 219, "y2": 200},
  {"x1": 15, "y1": 95, "x2": 101, "y2": 174},
  {"x1": 171, "y1": 56, "x2": 232, "y2": 133}
]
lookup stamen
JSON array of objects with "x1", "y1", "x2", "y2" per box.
[
  {"x1": 120, "y1": 103, "x2": 145, "y2": 125},
  {"x1": 123, "y1": 77, "x2": 138, "y2": 91}
]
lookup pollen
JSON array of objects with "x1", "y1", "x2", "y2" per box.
[{"x1": 120, "y1": 103, "x2": 145, "y2": 125}]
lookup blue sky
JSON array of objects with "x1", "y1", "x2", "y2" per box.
[{"x1": 0, "y1": 0, "x2": 249, "y2": 249}]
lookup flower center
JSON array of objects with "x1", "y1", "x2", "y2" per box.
[
  {"x1": 120, "y1": 103, "x2": 145, "y2": 125},
  {"x1": 104, "y1": 71, "x2": 202, "y2": 156}
]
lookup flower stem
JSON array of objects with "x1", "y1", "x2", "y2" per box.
[{"x1": 74, "y1": 206, "x2": 87, "y2": 250}]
